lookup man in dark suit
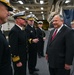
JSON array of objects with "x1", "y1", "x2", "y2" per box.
[
  {"x1": 0, "y1": 0, "x2": 13, "y2": 75},
  {"x1": 46, "y1": 14, "x2": 74, "y2": 75},
  {"x1": 71, "y1": 21, "x2": 74, "y2": 29},
  {"x1": 25, "y1": 14, "x2": 39, "y2": 75},
  {"x1": 9, "y1": 12, "x2": 28, "y2": 75},
  {"x1": 70, "y1": 21, "x2": 74, "y2": 75},
  {"x1": 37, "y1": 21, "x2": 46, "y2": 58}
]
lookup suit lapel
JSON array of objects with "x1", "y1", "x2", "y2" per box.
[
  {"x1": 15, "y1": 25, "x2": 21, "y2": 31},
  {"x1": 49, "y1": 25, "x2": 66, "y2": 45},
  {"x1": 48, "y1": 29, "x2": 55, "y2": 45}
]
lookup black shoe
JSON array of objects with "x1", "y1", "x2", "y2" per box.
[
  {"x1": 38, "y1": 55, "x2": 41, "y2": 58},
  {"x1": 34, "y1": 68, "x2": 39, "y2": 71},
  {"x1": 29, "y1": 71, "x2": 34, "y2": 75},
  {"x1": 33, "y1": 73, "x2": 39, "y2": 75},
  {"x1": 30, "y1": 72, "x2": 38, "y2": 75},
  {"x1": 41, "y1": 55, "x2": 45, "y2": 57},
  {"x1": 29, "y1": 73, "x2": 34, "y2": 75}
]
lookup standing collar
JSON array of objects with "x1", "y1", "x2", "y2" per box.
[{"x1": 16, "y1": 24, "x2": 23, "y2": 30}]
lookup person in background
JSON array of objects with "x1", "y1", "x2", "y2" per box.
[
  {"x1": 0, "y1": 0, "x2": 13, "y2": 75},
  {"x1": 25, "y1": 14, "x2": 39, "y2": 75},
  {"x1": 37, "y1": 21, "x2": 46, "y2": 58},
  {"x1": 70, "y1": 20, "x2": 74, "y2": 75},
  {"x1": 46, "y1": 14, "x2": 74, "y2": 75},
  {"x1": 9, "y1": 12, "x2": 28, "y2": 75},
  {"x1": 71, "y1": 21, "x2": 74, "y2": 29}
]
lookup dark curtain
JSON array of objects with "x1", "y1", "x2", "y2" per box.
[{"x1": 63, "y1": 9, "x2": 74, "y2": 27}]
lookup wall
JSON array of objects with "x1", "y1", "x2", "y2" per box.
[{"x1": 1, "y1": 21, "x2": 15, "y2": 31}]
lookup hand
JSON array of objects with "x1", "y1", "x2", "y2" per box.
[
  {"x1": 64, "y1": 64, "x2": 71, "y2": 70},
  {"x1": 32, "y1": 38, "x2": 39, "y2": 43},
  {"x1": 16, "y1": 62, "x2": 22, "y2": 67},
  {"x1": 43, "y1": 37, "x2": 46, "y2": 41},
  {"x1": 45, "y1": 54, "x2": 48, "y2": 60}
]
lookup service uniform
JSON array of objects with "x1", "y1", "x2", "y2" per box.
[
  {"x1": 0, "y1": 0, "x2": 13, "y2": 75},
  {"x1": 36, "y1": 21, "x2": 46, "y2": 57},
  {"x1": 25, "y1": 14, "x2": 38, "y2": 74},
  {"x1": 9, "y1": 12, "x2": 28, "y2": 75}
]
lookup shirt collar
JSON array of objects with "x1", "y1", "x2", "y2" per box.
[
  {"x1": 31, "y1": 25, "x2": 33, "y2": 28},
  {"x1": 16, "y1": 24, "x2": 23, "y2": 30},
  {"x1": 56, "y1": 24, "x2": 63, "y2": 33},
  {"x1": 39, "y1": 27, "x2": 43, "y2": 30}
]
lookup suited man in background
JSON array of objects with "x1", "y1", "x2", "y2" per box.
[
  {"x1": 25, "y1": 14, "x2": 39, "y2": 75},
  {"x1": 46, "y1": 14, "x2": 74, "y2": 75},
  {"x1": 37, "y1": 21, "x2": 46, "y2": 58},
  {"x1": 0, "y1": 0, "x2": 13, "y2": 75},
  {"x1": 70, "y1": 21, "x2": 74, "y2": 75},
  {"x1": 9, "y1": 12, "x2": 28, "y2": 75},
  {"x1": 71, "y1": 21, "x2": 74, "y2": 29}
]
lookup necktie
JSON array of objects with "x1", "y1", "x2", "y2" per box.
[{"x1": 51, "y1": 29, "x2": 57, "y2": 41}]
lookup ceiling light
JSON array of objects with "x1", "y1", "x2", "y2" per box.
[
  {"x1": 40, "y1": 0, "x2": 44, "y2": 4},
  {"x1": 41, "y1": 7, "x2": 44, "y2": 10},
  {"x1": 26, "y1": 7, "x2": 29, "y2": 10},
  {"x1": 65, "y1": 0, "x2": 70, "y2": 3},
  {"x1": 30, "y1": 12, "x2": 32, "y2": 14},
  {"x1": 41, "y1": 12, "x2": 43, "y2": 14},
  {"x1": 18, "y1": 1, "x2": 23, "y2": 4}
]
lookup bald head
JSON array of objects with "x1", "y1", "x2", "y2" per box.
[{"x1": 52, "y1": 14, "x2": 64, "y2": 28}]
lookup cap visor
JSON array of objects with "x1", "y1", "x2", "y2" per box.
[
  {"x1": 0, "y1": 1, "x2": 13, "y2": 11},
  {"x1": 7, "y1": 6, "x2": 13, "y2": 11}
]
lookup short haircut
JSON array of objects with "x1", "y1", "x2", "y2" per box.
[
  {"x1": 71, "y1": 21, "x2": 74, "y2": 25},
  {"x1": 59, "y1": 15, "x2": 64, "y2": 20},
  {"x1": 53, "y1": 14, "x2": 64, "y2": 21}
]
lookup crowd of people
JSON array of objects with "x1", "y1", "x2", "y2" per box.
[{"x1": 0, "y1": 0, "x2": 74, "y2": 75}]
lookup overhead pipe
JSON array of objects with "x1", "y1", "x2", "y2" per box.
[
  {"x1": 47, "y1": 0, "x2": 64, "y2": 24},
  {"x1": 10, "y1": 0, "x2": 18, "y2": 3}
]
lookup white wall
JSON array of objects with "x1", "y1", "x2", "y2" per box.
[{"x1": 1, "y1": 21, "x2": 15, "y2": 31}]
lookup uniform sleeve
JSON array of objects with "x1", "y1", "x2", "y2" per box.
[
  {"x1": 9, "y1": 30, "x2": 20, "y2": 63},
  {"x1": 36, "y1": 28, "x2": 42, "y2": 39},
  {"x1": 0, "y1": 39, "x2": 4, "y2": 65},
  {"x1": 65, "y1": 30, "x2": 74, "y2": 65},
  {"x1": 25, "y1": 28, "x2": 33, "y2": 44}
]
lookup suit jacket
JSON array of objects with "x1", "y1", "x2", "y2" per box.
[
  {"x1": 0, "y1": 30, "x2": 12, "y2": 75},
  {"x1": 9, "y1": 25, "x2": 27, "y2": 63},
  {"x1": 46, "y1": 25, "x2": 74, "y2": 68}
]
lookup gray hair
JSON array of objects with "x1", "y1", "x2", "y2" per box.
[
  {"x1": 71, "y1": 21, "x2": 74, "y2": 25},
  {"x1": 59, "y1": 15, "x2": 64, "y2": 20},
  {"x1": 53, "y1": 14, "x2": 64, "y2": 21}
]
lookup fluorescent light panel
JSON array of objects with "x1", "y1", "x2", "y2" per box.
[
  {"x1": 41, "y1": 12, "x2": 43, "y2": 14},
  {"x1": 30, "y1": 12, "x2": 32, "y2": 14},
  {"x1": 41, "y1": 7, "x2": 44, "y2": 10},
  {"x1": 26, "y1": 7, "x2": 29, "y2": 10},
  {"x1": 18, "y1": 1, "x2": 23, "y2": 4},
  {"x1": 65, "y1": 0, "x2": 70, "y2": 3},
  {"x1": 40, "y1": 0, "x2": 44, "y2": 4}
]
